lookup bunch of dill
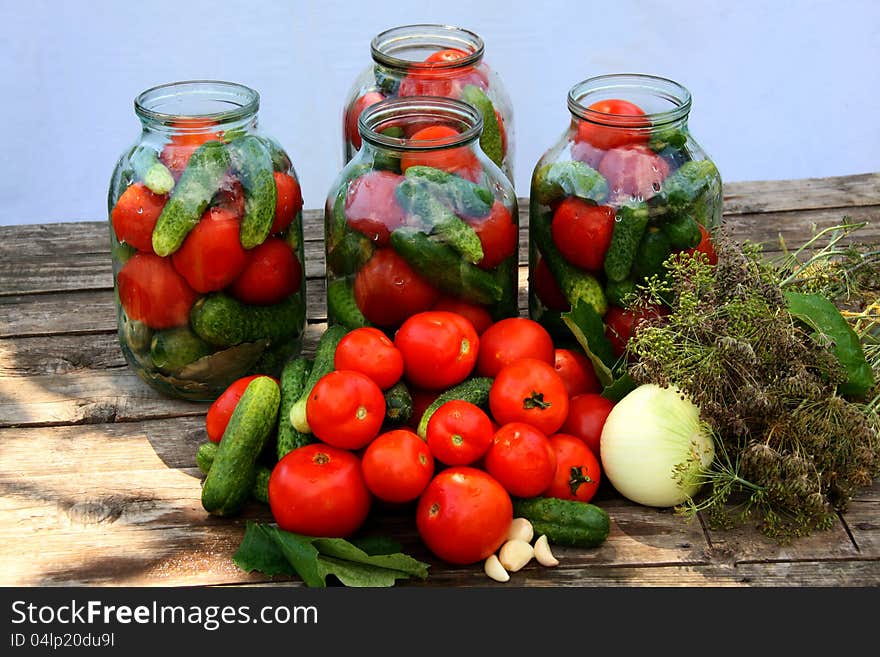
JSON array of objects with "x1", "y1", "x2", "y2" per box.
[{"x1": 625, "y1": 223, "x2": 880, "y2": 539}]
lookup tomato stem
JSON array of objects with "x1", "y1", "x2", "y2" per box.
[
  {"x1": 568, "y1": 466, "x2": 593, "y2": 496},
  {"x1": 523, "y1": 391, "x2": 552, "y2": 410}
]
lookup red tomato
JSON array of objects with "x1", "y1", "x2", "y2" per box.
[
  {"x1": 551, "y1": 199, "x2": 615, "y2": 272},
  {"x1": 346, "y1": 91, "x2": 385, "y2": 150},
  {"x1": 476, "y1": 317, "x2": 555, "y2": 378},
  {"x1": 407, "y1": 388, "x2": 440, "y2": 430},
  {"x1": 424, "y1": 48, "x2": 471, "y2": 64},
  {"x1": 399, "y1": 126, "x2": 481, "y2": 183},
  {"x1": 686, "y1": 224, "x2": 718, "y2": 265},
  {"x1": 361, "y1": 429, "x2": 435, "y2": 503},
  {"x1": 171, "y1": 207, "x2": 249, "y2": 293},
  {"x1": 159, "y1": 120, "x2": 222, "y2": 178},
  {"x1": 431, "y1": 297, "x2": 494, "y2": 335},
  {"x1": 489, "y1": 358, "x2": 570, "y2": 436},
  {"x1": 229, "y1": 238, "x2": 301, "y2": 305},
  {"x1": 598, "y1": 144, "x2": 670, "y2": 204},
  {"x1": 306, "y1": 370, "x2": 386, "y2": 450},
  {"x1": 484, "y1": 422, "x2": 557, "y2": 498},
  {"x1": 344, "y1": 170, "x2": 407, "y2": 246},
  {"x1": 554, "y1": 348, "x2": 601, "y2": 397},
  {"x1": 416, "y1": 467, "x2": 512, "y2": 565},
  {"x1": 570, "y1": 138, "x2": 605, "y2": 168},
  {"x1": 495, "y1": 108, "x2": 508, "y2": 158},
  {"x1": 353, "y1": 248, "x2": 439, "y2": 328},
  {"x1": 426, "y1": 400, "x2": 494, "y2": 466},
  {"x1": 117, "y1": 253, "x2": 197, "y2": 329},
  {"x1": 111, "y1": 183, "x2": 166, "y2": 253},
  {"x1": 394, "y1": 311, "x2": 479, "y2": 390},
  {"x1": 272, "y1": 172, "x2": 303, "y2": 234},
  {"x1": 205, "y1": 374, "x2": 276, "y2": 443},
  {"x1": 269, "y1": 444, "x2": 371, "y2": 538},
  {"x1": 604, "y1": 303, "x2": 669, "y2": 358},
  {"x1": 399, "y1": 50, "x2": 489, "y2": 98},
  {"x1": 213, "y1": 178, "x2": 246, "y2": 218},
  {"x1": 334, "y1": 327, "x2": 404, "y2": 390},
  {"x1": 544, "y1": 434, "x2": 601, "y2": 503},
  {"x1": 560, "y1": 393, "x2": 614, "y2": 456},
  {"x1": 575, "y1": 99, "x2": 649, "y2": 151},
  {"x1": 465, "y1": 201, "x2": 517, "y2": 270},
  {"x1": 533, "y1": 256, "x2": 570, "y2": 312}
]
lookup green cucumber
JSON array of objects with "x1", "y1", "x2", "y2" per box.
[
  {"x1": 196, "y1": 441, "x2": 272, "y2": 505},
  {"x1": 374, "y1": 67, "x2": 399, "y2": 95},
  {"x1": 604, "y1": 203, "x2": 650, "y2": 283},
  {"x1": 327, "y1": 278, "x2": 371, "y2": 329},
  {"x1": 417, "y1": 377, "x2": 493, "y2": 439},
  {"x1": 201, "y1": 376, "x2": 280, "y2": 516},
  {"x1": 257, "y1": 135, "x2": 292, "y2": 173},
  {"x1": 661, "y1": 213, "x2": 702, "y2": 250},
  {"x1": 151, "y1": 140, "x2": 231, "y2": 256},
  {"x1": 632, "y1": 227, "x2": 673, "y2": 280},
  {"x1": 130, "y1": 145, "x2": 175, "y2": 195},
  {"x1": 327, "y1": 163, "x2": 372, "y2": 248},
  {"x1": 605, "y1": 278, "x2": 638, "y2": 307},
  {"x1": 390, "y1": 228, "x2": 502, "y2": 305},
  {"x1": 512, "y1": 497, "x2": 610, "y2": 548},
  {"x1": 490, "y1": 256, "x2": 520, "y2": 321},
  {"x1": 648, "y1": 127, "x2": 688, "y2": 153},
  {"x1": 289, "y1": 325, "x2": 349, "y2": 433},
  {"x1": 404, "y1": 165, "x2": 493, "y2": 218},
  {"x1": 460, "y1": 84, "x2": 504, "y2": 168},
  {"x1": 122, "y1": 316, "x2": 152, "y2": 354},
  {"x1": 654, "y1": 159, "x2": 720, "y2": 211},
  {"x1": 190, "y1": 293, "x2": 305, "y2": 348},
  {"x1": 149, "y1": 326, "x2": 212, "y2": 374},
  {"x1": 227, "y1": 135, "x2": 277, "y2": 249},
  {"x1": 383, "y1": 381, "x2": 413, "y2": 426},
  {"x1": 373, "y1": 126, "x2": 404, "y2": 172},
  {"x1": 277, "y1": 357, "x2": 314, "y2": 459},
  {"x1": 326, "y1": 229, "x2": 374, "y2": 277},
  {"x1": 396, "y1": 178, "x2": 484, "y2": 264},
  {"x1": 532, "y1": 160, "x2": 609, "y2": 207}
]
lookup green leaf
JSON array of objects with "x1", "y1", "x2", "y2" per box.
[
  {"x1": 602, "y1": 372, "x2": 638, "y2": 403},
  {"x1": 232, "y1": 522, "x2": 296, "y2": 578},
  {"x1": 562, "y1": 300, "x2": 616, "y2": 387},
  {"x1": 312, "y1": 538, "x2": 429, "y2": 579},
  {"x1": 784, "y1": 291, "x2": 876, "y2": 397},
  {"x1": 351, "y1": 535, "x2": 403, "y2": 556}
]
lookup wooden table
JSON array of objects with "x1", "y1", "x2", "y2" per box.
[{"x1": 2, "y1": 173, "x2": 879, "y2": 587}]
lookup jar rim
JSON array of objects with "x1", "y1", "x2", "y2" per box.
[
  {"x1": 568, "y1": 73, "x2": 692, "y2": 128},
  {"x1": 359, "y1": 96, "x2": 483, "y2": 151},
  {"x1": 134, "y1": 80, "x2": 260, "y2": 125},
  {"x1": 371, "y1": 24, "x2": 485, "y2": 70}
]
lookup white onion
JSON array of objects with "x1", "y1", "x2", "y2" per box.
[{"x1": 600, "y1": 384, "x2": 714, "y2": 508}]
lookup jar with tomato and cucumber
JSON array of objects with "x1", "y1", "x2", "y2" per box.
[
  {"x1": 108, "y1": 81, "x2": 307, "y2": 401},
  {"x1": 528, "y1": 74, "x2": 722, "y2": 351},
  {"x1": 342, "y1": 24, "x2": 514, "y2": 180},
  {"x1": 325, "y1": 95, "x2": 519, "y2": 334}
]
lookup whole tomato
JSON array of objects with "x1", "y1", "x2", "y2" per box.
[
  {"x1": 354, "y1": 248, "x2": 439, "y2": 328},
  {"x1": 344, "y1": 170, "x2": 407, "y2": 246},
  {"x1": 544, "y1": 434, "x2": 601, "y2": 503},
  {"x1": 399, "y1": 125, "x2": 481, "y2": 183},
  {"x1": 205, "y1": 374, "x2": 277, "y2": 443},
  {"x1": 431, "y1": 297, "x2": 494, "y2": 335},
  {"x1": 117, "y1": 253, "x2": 197, "y2": 329},
  {"x1": 425, "y1": 400, "x2": 494, "y2": 466},
  {"x1": 334, "y1": 327, "x2": 404, "y2": 390},
  {"x1": 229, "y1": 238, "x2": 301, "y2": 306},
  {"x1": 484, "y1": 422, "x2": 557, "y2": 498},
  {"x1": 685, "y1": 224, "x2": 718, "y2": 266},
  {"x1": 554, "y1": 348, "x2": 601, "y2": 397},
  {"x1": 361, "y1": 429, "x2": 435, "y2": 503},
  {"x1": 489, "y1": 358, "x2": 570, "y2": 436},
  {"x1": 551, "y1": 199, "x2": 616, "y2": 272},
  {"x1": 465, "y1": 201, "x2": 517, "y2": 270},
  {"x1": 476, "y1": 317, "x2": 555, "y2": 378},
  {"x1": 560, "y1": 393, "x2": 615, "y2": 456},
  {"x1": 532, "y1": 256, "x2": 570, "y2": 312},
  {"x1": 394, "y1": 311, "x2": 479, "y2": 390},
  {"x1": 306, "y1": 370, "x2": 386, "y2": 450},
  {"x1": 346, "y1": 91, "x2": 385, "y2": 150},
  {"x1": 111, "y1": 182, "x2": 166, "y2": 253},
  {"x1": 598, "y1": 144, "x2": 670, "y2": 205},
  {"x1": 269, "y1": 444, "x2": 371, "y2": 538},
  {"x1": 416, "y1": 467, "x2": 512, "y2": 565},
  {"x1": 171, "y1": 207, "x2": 249, "y2": 293},
  {"x1": 604, "y1": 303, "x2": 669, "y2": 358},
  {"x1": 271, "y1": 172, "x2": 303, "y2": 235},
  {"x1": 575, "y1": 98, "x2": 649, "y2": 151}
]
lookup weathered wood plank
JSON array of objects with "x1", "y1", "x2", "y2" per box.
[
  {"x1": 843, "y1": 500, "x2": 880, "y2": 559},
  {"x1": 721, "y1": 172, "x2": 880, "y2": 215}
]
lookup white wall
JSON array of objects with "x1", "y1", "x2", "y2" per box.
[{"x1": 1, "y1": 0, "x2": 878, "y2": 225}]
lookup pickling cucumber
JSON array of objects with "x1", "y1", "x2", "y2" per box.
[
  {"x1": 532, "y1": 160, "x2": 609, "y2": 207},
  {"x1": 604, "y1": 203, "x2": 650, "y2": 283},
  {"x1": 130, "y1": 145, "x2": 175, "y2": 195},
  {"x1": 197, "y1": 441, "x2": 271, "y2": 505},
  {"x1": 277, "y1": 357, "x2": 313, "y2": 459},
  {"x1": 383, "y1": 381, "x2": 413, "y2": 426},
  {"x1": 149, "y1": 326, "x2": 212, "y2": 374},
  {"x1": 417, "y1": 377, "x2": 493, "y2": 439},
  {"x1": 512, "y1": 497, "x2": 610, "y2": 548},
  {"x1": 190, "y1": 293, "x2": 305, "y2": 348},
  {"x1": 605, "y1": 278, "x2": 638, "y2": 307},
  {"x1": 151, "y1": 140, "x2": 231, "y2": 256},
  {"x1": 326, "y1": 229, "x2": 374, "y2": 277},
  {"x1": 632, "y1": 227, "x2": 673, "y2": 280},
  {"x1": 201, "y1": 376, "x2": 280, "y2": 516},
  {"x1": 327, "y1": 278, "x2": 371, "y2": 329},
  {"x1": 227, "y1": 135, "x2": 277, "y2": 249},
  {"x1": 460, "y1": 84, "x2": 504, "y2": 169},
  {"x1": 404, "y1": 165, "x2": 493, "y2": 218},
  {"x1": 661, "y1": 213, "x2": 702, "y2": 250},
  {"x1": 289, "y1": 325, "x2": 349, "y2": 434},
  {"x1": 257, "y1": 135, "x2": 293, "y2": 173},
  {"x1": 655, "y1": 159, "x2": 720, "y2": 210}
]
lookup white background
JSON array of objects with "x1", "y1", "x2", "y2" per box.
[{"x1": 1, "y1": 0, "x2": 878, "y2": 225}]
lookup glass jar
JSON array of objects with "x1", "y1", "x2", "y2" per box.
[
  {"x1": 326, "y1": 96, "x2": 518, "y2": 334},
  {"x1": 108, "y1": 80, "x2": 306, "y2": 401},
  {"x1": 528, "y1": 74, "x2": 722, "y2": 343},
  {"x1": 342, "y1": 24, "x2": 514, "y2": 181}
]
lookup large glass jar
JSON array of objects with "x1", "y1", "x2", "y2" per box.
[
  {"x1": 342, "y1": 24, "x2": 514, "y2": 181},
  {"x1": 326, "y1": 96, "x2": 518, "y2": 334},
  {"x1": 108, "y1": 80, "x2": 306, "y2": 401},
  {"x1": 528, "y1": 74, "x2": 722, "y2": 345}
]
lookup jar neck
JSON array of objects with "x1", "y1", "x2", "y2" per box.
[
  {"x1": 371, "y1": 24, "x2": 484, "y2": 72},
  {"x1": 359, "y1": 96, "x2": 482, "y2": 152},
  {"x1": 135, "y1": 80, "x2": 260, "y2": 138}
]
